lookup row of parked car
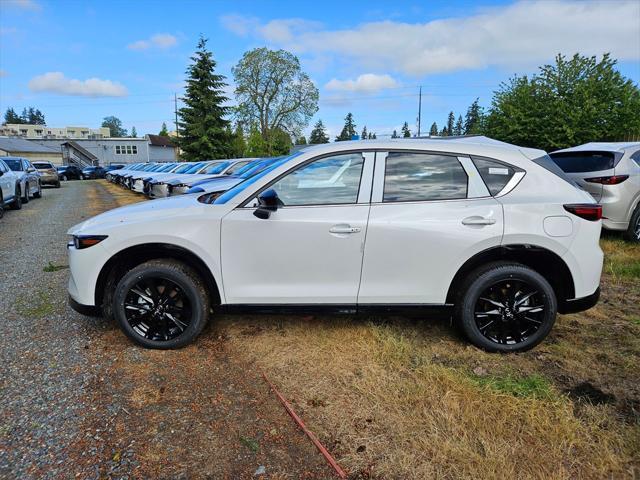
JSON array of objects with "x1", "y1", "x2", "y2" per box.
[
  {"x1": 0, "y1": 157, "x2": 49, "y2": 218},
  {"x1": 106, "y1": 157, "x2": 284, "y2": 200}
]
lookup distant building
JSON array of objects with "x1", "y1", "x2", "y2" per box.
[
  {"x1": 0, "y1": 136, "x2": 63, "y2": 163},
  {"x1": 32, "y1": 135, "x2": 177, "y2": 166},
  {"x1": 0, "y1": 123, "x2": 110, "y2": 139}
]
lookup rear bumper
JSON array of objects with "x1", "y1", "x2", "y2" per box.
[
  {"x1": 559, "y1": 287, "x2": 600, "y2": 314},
  {"x1": 69, "y1": 296, "x2": 100, "y2": 317}
]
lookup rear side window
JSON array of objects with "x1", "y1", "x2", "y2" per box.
[
  {"x1": 383, "y1": 152, "x2": 467, "y2": 202},
  {"x1": 549, "y1": 151, "x2": 615, "y2": 173},
  {"x1": 531, "y1": 154, "x2": 579, "y2": 187},
  {"x1": 631, "y1": 150, "x2": 640, "y2": 168},
  {"x1": 472, "y1": 157, "x2": 519, "y2": 195}
]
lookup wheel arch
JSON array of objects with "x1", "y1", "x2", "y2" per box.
[
  {"x1": 446, "y1": 244, "x2": 575, "y2": 310},
  {"x1": 94, "y1": 243, "x2": 221, "y2": 309}
]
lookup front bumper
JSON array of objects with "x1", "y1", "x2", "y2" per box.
[
  {"x1": 558, "y1": 287, "x2": 600, "y2": 314},
  {"x1": 69, "y1": 296, "x2": 101, "y2": 317},
  {"x1": 149, "y1": 183, "x2": 170, "y2": 198},
  {"x1": 169, "y1": 185, "x2": 191, "y2": 196}
]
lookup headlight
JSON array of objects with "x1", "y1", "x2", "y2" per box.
[
  {"x1": 72, "y1": 235, "x2": 108, "y2": 249},
  {"x1": 197, "y1": 191, "x2": 223, "y2": 204}
]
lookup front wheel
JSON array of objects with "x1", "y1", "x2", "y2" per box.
[
  {"x1": 112, "y1": 259, "x2": 210, "y2": 349},
  {"x1": 22, "y1": 183, "x2": 29, "y2": 203},
  {"x1": 10, "y1": 186, "x2": 22, "y2": 210},
  {"x1": 455, "y1": 262, "x2": 557, "y2": 353},
  {"x1": 33, "y1": 182, "x2": 42, "y2": 198}
]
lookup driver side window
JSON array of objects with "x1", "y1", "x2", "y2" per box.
[{"x1": 270, "y1": 153, "x2": 364, "y2": 206}]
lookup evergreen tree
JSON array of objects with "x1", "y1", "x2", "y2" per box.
[
  {"x1": 158, "y1": 122, "x2": 169, "y2": 136},
  {"x1": 440, "y1": 126, "x2": 448, "y2": 136},
  {"x1": 464, "y1": 98, "x2": 484, "y2": 135},
  {"x1": 391, "y1": 129, "x2": 398, "y2": 139},
  {"x1": 178, "y1": 36, "x2": 231, "y2": 161},
  {"x1": 401, "y1": 121, "x2": 411, "y2": 138},
  {"x1": 131, "y1": 126, "x2": 137, "y2": 138},
  {"x1": 295, "y1": 135, "x2": 307, "y2": 145},
  {"x1": 454, "y1": 115, "x2": 463, "y2": 136},
  {"x1": 309, "y1": 119, "x2": 329, "y2": 144},
  {"x1": 230, "y1": 123, "x2": 246, "y2": 157},
  {"x1": 371, "y1": 133, "x2": 376, "y2": 139},
  {"x1": 3, "y1": 107, "x2": 22, "y2": 124},
  {"x1": 429, "y1": 122, "x2": 438, "y2": 136},
  {"x1": 336, "y1": 113, "x2": 357, "y2": 141},
  {"x1": 268, "y1": 127, "x2": 292, "y2": 155},
  {"x1": 446, "y1": 111, "x2": 455, "y2": 136},
  {"x1": 361, "y1": 126, "x2": 367, "y2": 140},
  {"x1": 245, "y1": 125, "x2": 268, "y2": 157}
]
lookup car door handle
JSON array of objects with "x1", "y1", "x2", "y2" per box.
[
  {"x1": 462, "y1": 216, "x2": 496, "y2": 226},
  {"x1": 329, "y1": 224, "x2": 361, "y2": 234}
]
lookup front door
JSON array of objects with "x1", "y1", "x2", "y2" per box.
[{"x1": 220, "y1": 152, "x2": 373, "y2": 304}]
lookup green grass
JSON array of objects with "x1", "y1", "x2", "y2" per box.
[
  {"x1": 43, "y1": 262, "x2": 69, "y2": 273},
  {"x1": 601, "y1": 238, "x2": 640, "y2": 280},
  {"x1": 472, "y1": 373, "x2": 556, "y2": 400},
  {"x1": 239, "y1": 435, "x2": 259, "y2": 453},
  {"x1": 14, "y1": 291, "x2": 57, "y2": 317}
]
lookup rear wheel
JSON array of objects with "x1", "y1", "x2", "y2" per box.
[
  {"x1": 623, "y1": 205, "x2": 640, "y2": 243},
  {"x1": 112, "y1": 259, "x2": 210, "y2": 349},
  {"x1": 61, "y1": 174, "x2": 67, "y2": 181},
  {"x1": 455, "y1": 262, "x2": 557, "y2": 352}
]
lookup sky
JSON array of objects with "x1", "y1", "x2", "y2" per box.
[{"x1": 0, "y1": 0, "x2": 639, "y2": 140}]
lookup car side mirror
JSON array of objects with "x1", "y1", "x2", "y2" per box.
[
  {"x1": 28, "y1": 167, "x2": 36, "y2": 173},
  {"x1": 253, "y1": 189, "x2": 281, "y2": 219}
]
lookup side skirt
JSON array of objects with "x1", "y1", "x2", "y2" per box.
[{"x1": 218, "y1": 304, "x2": 453, "y2": 318}]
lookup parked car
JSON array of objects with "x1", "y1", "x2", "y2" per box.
[
  {"x1": 81, "y1": 166, "x2": 107, "y2": 180},
  {"x1": 118, "y1": 163, "x2": 158, "y2": 189},
  {"x1": 106, "y1": 163, "x2": 144, "y2": 183},
  {"x1": 0, "y1": 158, "x2": 22, "y2": 211},
  {"x1": 57, "y1": 165, "x2": 83, "y2": 181},
  {"x1": 187, "y1": 158, "x2": 282, "y2": 199},
  {"x1": 550, "y1": 142, "x2": 640, "y2": 242},
  {"x1": 105, "y1": 164, "x2": 125, "y2": 172},
  {"x1": 3, "y1": 157, "x2": 42, "y2": 202},
  {"x1": 32, "y1": 161, "x2": 61, "y2": 188},
  {"x1": 161, "y1": 158, "x2": 257, "y2": 197},
  {"x1": 145, "y1": 161, "x2": 210, "y2": 198},
  {"x1": 68, "y1": 138, "x2": 603, "y2": 352}
]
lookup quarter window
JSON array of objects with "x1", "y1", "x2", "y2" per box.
[
  {"x1": 631, "y1": 150, "x2": 640, "y2": 168},
  {"x1": 270, "y1": 153, "x2": 364, "y2": 206},
  {"x1": 472, "y1": 157, "x2": 519, "y2": 196},
  {"x1": 383, "y1": 152, "x2": 467, "y2": 202}
]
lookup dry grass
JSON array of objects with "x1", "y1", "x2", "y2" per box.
[{"x1": 222, "y1": 236, "x2": 640, "y2": 479}]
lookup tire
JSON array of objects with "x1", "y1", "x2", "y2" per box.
[
  {"x1": 454, "y1": 262, "x2": 557, "y2": 353},
  {"x1": 55, "y1": 181, "x2": 61, "y2": 188},
  {"x1": 22, "y1": 183, "x2": 29, "y2": 203},
  {"x1": 33, "y1": 182, "x2": 42, "y2": 198},
  {"x1": 10, "y1": 185, "x2": 22, "y2": 210},
  {"x1": 112, "y1": 259, "x2": 210, "y2": 349},
  {"x1": 0, "y1": 192, "x2": 4, "y2": 219},
  {"x1": 623, "y1": 205, "x2": 640, "y2": 243}
]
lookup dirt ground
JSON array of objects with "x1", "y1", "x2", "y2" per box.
[{"x1": 1, "y1": 179, "x2": 638, "y2": 479}]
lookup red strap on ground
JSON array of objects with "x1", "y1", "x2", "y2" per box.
[{"x1": 261, "y1": 371, "x2": 347, "y2": 479}]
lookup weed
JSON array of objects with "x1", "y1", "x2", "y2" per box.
[
  {"x1": 239, "y1": 435, "x2": 259, "y2": 453},
  {"x1": 43, "y1": 262, "x2": 69, "y2": 273},
  {"x1": 472, "y1": 373, "x2": 556, "y2": 400}
]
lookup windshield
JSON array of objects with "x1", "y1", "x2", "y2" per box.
[
  {"x1": 239, "y1": 158, "x2": 279, "y2": 178},
  {"x1": 157, "y1": 163, "x2": 178, "y2": 172},
  {"x1": 33, "y1": 163, "x2": 53, "y2": 169},
  {"x1": 185, "y1": 162, "x2": 209, "y2": 173},
  {"x1": 172, "y1": 163, "x2": 196, "y2": 174},
  {"x1": 214, "y1": 154, "x2": 300, "y2": 205},
  {"x1": 200, "y1": 161, "x2": 230, "y2": 175},
  {"x1": 4, "y1": 159, "x2": 23, "y2": 171},
  {"x1": 225, "y1": 161, "x2": 252, "y2": 175}
]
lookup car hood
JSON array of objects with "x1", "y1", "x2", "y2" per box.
[
  {"x1": 67, "y1": 194, "x2": 219, "y2": 235},
  {"x1": 193, "y1": 176, "x2": 243, "y2": 193}
]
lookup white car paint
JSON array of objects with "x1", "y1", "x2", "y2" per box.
[{"x1": 0, "y1": 159, "x2": 20, "y2": 206}]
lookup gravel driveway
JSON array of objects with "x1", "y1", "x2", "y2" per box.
[{"x1": 0, "y1": 181, "x2": 331, "y2": 479}]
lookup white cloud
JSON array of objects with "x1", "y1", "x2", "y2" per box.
[
  {"x1": 325, "y1": 74, "x2": 400, "y2": 93},
  {"x1": 28, "y1": 72, "x2": 128, "y2": 97},
  {"x1": 219, "y1": 14, "x2": 258, "y2": 36},
  {"x1": 222, "y1": 1, "x2": 640, "y2": 76},
  {"x1": 127, "y1": 33, "x2": 178, "y2": 51},
  {"x1": 3, "y1": 0, "x2": 41, "y2": 11}
]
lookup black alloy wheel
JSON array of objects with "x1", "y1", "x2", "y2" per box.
[
  {"x1": 33, "y1": 182, "x2": 42, "y2": 198},
  {"x1": 113, "y1": 259, "x2": 210, "y2": 349},
  {"x1": 456, "y1": 262, "x2": 557, "y2": 352},
  {"x1": 10, "y1": 186, "x2": 22, "y2": 210},
  {"x1": 474, "y1": 279, "x2": 545, "y2": 345},
  {"x1": 22, "y1": 183, "x2": 29, "y2": 203}
]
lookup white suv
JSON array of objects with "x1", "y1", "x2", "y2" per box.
[
  {"x1": 0, "y1": 158, "x2": 23, "y2": 212},
  {"x1": 67, "y1": 138, "x2": 603, "y2": 352}
]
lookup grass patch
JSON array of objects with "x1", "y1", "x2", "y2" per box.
[
  {"x1": 43, "y1": 261, "x2": 69, "y2": 272},
  {"x1": 601, "y1": 237, "x2": 640, "y2": 280},
  {"x1": 472, "y1": 373, "x2": 555, "y2": 400},
  {"x1": 14, "y1": 290, "x2": 57, "y2": 317},
  {"x1": 238, "y1": 435, "x2": 259, "y2": 453}
]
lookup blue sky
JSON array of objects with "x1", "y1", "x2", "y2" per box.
[{"x1": 1, "y1": 0, "x2": 639, "y2": 139}]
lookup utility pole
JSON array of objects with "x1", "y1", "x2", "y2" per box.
[
  {"x1": 417, "y1": 85, "x2": 422, "y2": 137},
  {"x1": 174, "y1": 93, "x2": 179, "y2": 139}
]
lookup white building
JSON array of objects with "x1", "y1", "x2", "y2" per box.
[{"x1": 0, "y1": 124, "x2": 111, "y2": 139}]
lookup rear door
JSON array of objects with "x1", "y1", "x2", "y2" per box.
[{"x1": 358, "y1": 151, "x2": 504, "y2": 305}]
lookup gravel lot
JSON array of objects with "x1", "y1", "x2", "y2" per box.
[{"x1": 0, "y1": 181, "x2": 330, "y2": 479}]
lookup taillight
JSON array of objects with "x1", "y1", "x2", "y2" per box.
[
  {"x1": 585, "y1": 175, "x2": 629, "y2": 185},
  {"x1": 564, "y1": 204, "x2": 602, "y2": 221}
]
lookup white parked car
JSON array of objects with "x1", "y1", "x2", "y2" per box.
[
  {"x1": 67, "y1": 138, "x2": 603, "y2": 352},
  {"x1": 0, "y1": 158, "x2": 23, "y2": 211},
  {"x1": 550, "y1": 142, "x2": 640, "y2": 242}
]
